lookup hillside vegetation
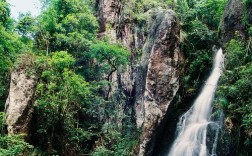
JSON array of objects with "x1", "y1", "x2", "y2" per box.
[{"x1": 0, "y1": 0, "x2": 251, "y2": 155}]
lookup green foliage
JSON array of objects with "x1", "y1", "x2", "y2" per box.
[
  {"x1": 90, "y1": 42, "x2": 129, "y2": 63},
  {"x1": 92, "y1": 111, "x2": 139, "y2": 156},
  {"x1": 183, "y1": 49, "x2": 213, "y2": 95},
  {"x1": 243, "y1": 0, "x2": 252, "y2": 5},
  {"x1": 2, "y1": 0, "x2": 251, "y2": 156},
  {"x1": 92, "y1": 146, "x2": 114, "y2": 156},
  {"x1": 0, "y1": 134, "x2": 33, "y2": 156},
  {"x1": 78, "y1": 41, "x2": 130, "y2": 81},
  {"x1": 216, "y1": 37, "x2": 252, "y2": 154},
  {"x1": 91, "y1": 87, "x2": 138, "y2": 156},
  {"x1": 0, "y1": 2, "x2": 36, "y2": 110},
  {"x1": 90, "y1": 41, "x2": 129, "y2": 73},
  {"x1": 194, "y1": 0, "x2": 227, "y2": 29},
  {"x1": 92, "y1": 130, "x2": 138, "y2": 156},
  {"x1": 177, "y1": 0, "x2": 226, "y2": 44},
  {"x1": 34, "y1": 51, "x2": 97, "y2": 155},
  {"x1": 0, "y1": 112, "x2": 33, "y2": 155},
  {"x1": 243, "y1": 0, "x2": 252, "y2": 25},
  {"x1": 0, "y1": 112, "x2": 5, "y2": 133},
  {"x1": 186, "y1": 19, "x2": 216, "y2": 48},
  {"x1": 16, "y1": 14, "x2": 36, "y2": 37},
  {"x1": 50, "y1": 51, "x2": 75, "y2": 70},
  {"x1": 0, "y1": 0, "x2": 9, "y2": 23},
  {"x1": 0, "y1": 24, "x2": 24, "y2": 110},
  {"x1": 119, "y1": 0, "x2": 175, "y2": 31},
  {"x1": 35, "y1": 0, "x2": 98, "y2": 56},
  {"x1": 225, "y1": 38, "x2": 249, "y2": 68},
  {"x1": 174, "y1": 0, "x2": 227, "y2": 104},
  {"x1": 0, "y1": 0, "x2": 12, "y2": 29}
]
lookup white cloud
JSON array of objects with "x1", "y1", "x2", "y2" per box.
[{"x1": 7, "y1": 0, "x2": 41, "y2": 19}]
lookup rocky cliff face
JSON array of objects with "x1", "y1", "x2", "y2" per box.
[
  {"x1": 220, "y1": 0, "x2": 246, "y2": 43},
  {"x1": 98, "y1": 0, "x2": 120, "y2": 40},
  {"x1": 136, "y1": 9, "x2": 181, "y2": 156},
  {"x1": 5, "y1": 67, "x2": 37, "y2": 135},
  {"x1": 98, "y1": 1, "x2": 183, "y2": 155},
  {"x1": 4, "y1": 1, "x2": 183, "y2": 154}
]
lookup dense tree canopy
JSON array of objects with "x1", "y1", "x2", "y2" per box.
[{"x1": 0, "y1": 0, "x2": 251, "y2": 155}]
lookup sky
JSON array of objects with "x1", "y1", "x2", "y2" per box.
[{"x1": 7, "y1": 0, "x2": 42, "y2": 19}]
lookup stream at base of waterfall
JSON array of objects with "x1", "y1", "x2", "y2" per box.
[{"x1": 168, "y1": 49, "x2": 224, "y2": 156}]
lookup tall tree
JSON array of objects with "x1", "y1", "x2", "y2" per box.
[{"x1": 35, "y1": 0, "x2": 98, "y2": 56}]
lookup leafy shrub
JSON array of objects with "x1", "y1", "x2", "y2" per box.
[
  {"x1": 0, "y1": 134, "x2": 33, "y2": 156},
  {"x1": 92, "y1": 125, "x2": 139, "y2": 156},
  {"x1": 0, "y1": 24, "x2": 24, "y2": 110},
  {"x1": 33, "y1": 51, "x2": 96, "y2": 155},
  {"x1": 216, "y1": 37, "x2": 252, "y2": 155},
  {"x1": 81, "y1": 41, "x2": 130, "y2": 81}
]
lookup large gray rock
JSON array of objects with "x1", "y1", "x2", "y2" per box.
[
  {"x1": 135, "y1": 9, "x2": 182, "y2": 156},
  {"x1": 220, "y1": 0, "x2": 246, "y2": 43},
  {"x1": 5, "y1": 68, "x2": 37, "y2": 135},
  {"x1": 97, "y1": 1, "x2": 183, "y2": 155}
]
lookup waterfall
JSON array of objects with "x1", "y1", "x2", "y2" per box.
[{"x1": 168, "y1": 49, "x2": 224, "y2": 156}]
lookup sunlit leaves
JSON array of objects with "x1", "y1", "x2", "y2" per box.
[
  {"x1": 0, "y1": 0, "x2": 11, "y2": 29},
  {"x1": 34, "y1": 51, "x2": 96, "y2": 154},
  {"x1": 50, "y1": 51, "x2": 75, "y2": 70},
  {"x1": 90, "y1": 41, "x2": 130, "y2": 69},
  {"x1": 35, "y1": 0, "x2": 98, "y2": 54},
  {"x1": 0, "y1": 134, "x2": 33, "y2": 156},
  {"x1": 16, "y1": 14, "x2": 36, "y2": 37},
  {"x1": 0, "y1": 24, "x2": 24, "y2": 108}
]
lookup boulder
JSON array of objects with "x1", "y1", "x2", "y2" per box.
[{"x1": 5, "y1": 68, "x2": 37, "y2": 135}]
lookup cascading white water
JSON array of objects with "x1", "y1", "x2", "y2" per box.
[{"x1": 168, "y1": 49, "x2": 224, "y2": 156}]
